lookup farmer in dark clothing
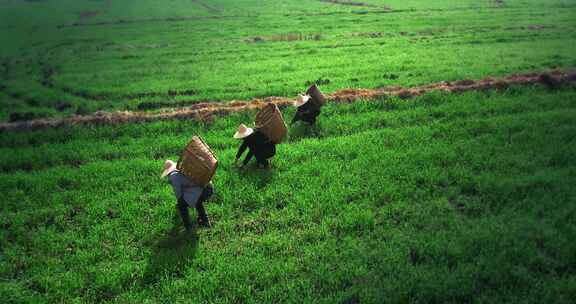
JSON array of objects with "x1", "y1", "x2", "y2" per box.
[
  {"x1": 291, "y1": 94, "x2": 321, "y2": 125},
  {"x1": 161, "y1": 160, "x2": 213, "y2": 230},
  {"x1": 292, "y1": 84, "x2": 325, "y2": 125},
  {"x1": 234, "y1": 123, "x2": 276, "y2": 168}
]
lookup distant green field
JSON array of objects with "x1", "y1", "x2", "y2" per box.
[
  {"x1": 1, "y1": 0, "x2": 575, "y2": 121},
  {"x1": 2, "y1": 85, "x2": 576, "y2": 302}
]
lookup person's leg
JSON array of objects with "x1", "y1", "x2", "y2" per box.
[
  {"x1": 256, "y1": 157, "x2": 269, "y2": 168},
  {"x1": 176, "y1": 198, "x2": 192, "y2": 230},
  {"x1": 201, "y1": 183, "x2": 214, "y2": 201},
  {"x1": 195, "y1": 185, "x2": 213, "y2": 228},
  {"x1": 308, "y1": 116, "x2": 316, "y2": 125},
  {"x1": 195, "y1": 200, "x2": 211, "y2": 228}
]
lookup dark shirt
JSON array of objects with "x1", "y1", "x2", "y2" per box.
[
  {"x1": 236, "y1": 130, "x2": 276, "y2": 165},
  {"x1": 292, "y1": 100, "x2": 321, "y2": 124}
]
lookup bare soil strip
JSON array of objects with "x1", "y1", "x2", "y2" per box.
[{"x1": 1, "y1": 70, "x2": 575, "y2": 133}]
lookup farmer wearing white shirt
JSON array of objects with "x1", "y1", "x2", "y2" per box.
[{"x1": 161, "y1": 160, "x2": 213, "y2": 229}]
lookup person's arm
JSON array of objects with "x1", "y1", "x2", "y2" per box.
[
  {"x1": 291, "y1": 113, "x2": 300, "y2": 125},
  {"x1": 291, "y1": 108, "x2": 304, "y2": 125},
  {"x1": 169, "y1": 173, "x2": 183, "y2": 200},
  {"x1": 242, "y1": 149, "x2": 254, "y2": 166},
  {"x1": 236, "y1": 140, "x2": 248, "y2": 160},
  {"x1": 291, "y1": 108, "x2": 300, "y2": 124},
  {"x1": 311, "y1": 108, "x2": 320, "y2": 119}
]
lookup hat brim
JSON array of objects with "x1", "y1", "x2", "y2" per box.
[
  {"x1": 160, "y1": 162, "x2": 177, "y2": 178},
  {"x1": 234, "y1": 127, "x2": 254, "y2": 139},
  {"x1": 293, "y1": 95, "x2": 311, "y2": 107}
]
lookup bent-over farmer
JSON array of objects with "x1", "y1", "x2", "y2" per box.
[
  {"x1": 291, "y1": 94, "x2": 321, "y2": 125},
  {"x1": 161, "y1": 160, "x2": 213, "y2": 229},
  {"x1": 234, "y1": 123, "x2": 276, "y2": 168}
]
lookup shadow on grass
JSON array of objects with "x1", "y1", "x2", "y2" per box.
[
  {"x1": 237, "y1": 163, "x2": 276, "y2": 190},
  {"x1": 288, "y1": 122, "x2": 321, "y2": 142},
  {"x1": 141, "y1": 215, "x2": 199, "y2": 285}
]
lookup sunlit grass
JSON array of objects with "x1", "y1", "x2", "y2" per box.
[{"x1": 1, "y1": 86, "x2": 575, "y2": 302}]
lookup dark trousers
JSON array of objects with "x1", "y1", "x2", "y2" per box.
[
  {"x1": 255, "y1": 157, "x2": 269, "y2": 167},
  {"x1": 255, "y1": 144, "x2": 275, "y2": 167},
  {"x1": 176, "y1": 185, "x2": 213, "y2": 230}
]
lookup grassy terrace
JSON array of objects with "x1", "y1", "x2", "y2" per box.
[
  {"x1": 1, "y1": 0, "x2": 576, "y2": 120},
  {"x1": 1, "y1": 0, "x2": 576, "y2": 302},
  {"x1": 1, "y1": 86, "x2": 576, "y2": 302}
]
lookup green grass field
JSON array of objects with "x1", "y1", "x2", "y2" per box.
[
  {"x1": 1, "y1": 0, "x2": 576, "y2": 303},
  {"x1": 2, "y1": 86, "x2": 576, "y2": 302},
  {"x1": 1, "y1": 0, "x2": 576, "y2": 121}
]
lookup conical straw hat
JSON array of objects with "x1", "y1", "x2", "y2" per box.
[
  {"x1": 233, "y1": 123, "x2": 254, "y2": 139},
  {"x1": 160, "y1": 159, "x2": 177, "y2": 178},
  {"x1": 293, "y1": 94, "x2": 311, "y2": 107}
]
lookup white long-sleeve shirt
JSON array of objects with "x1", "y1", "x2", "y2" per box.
[{"x1": 167, "y1": 170, "x2": 203, "y2": 207}]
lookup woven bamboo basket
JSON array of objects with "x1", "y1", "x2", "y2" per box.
[
  {"x1": 306, "y1": 84, "x2": 326, "y2": 107},
  {"x1": 254, "y1": 103, "x2": 287, "y2": 144},
  {"x1": 177, "y1": 136, "x2": 218, "y2": 186}
]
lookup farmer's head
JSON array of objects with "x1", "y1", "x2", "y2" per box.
[
  {"x1": 293, "y1": 94, "x2": 311, "y2": 107},
  {"x1": 160, "y1": 159, "x2": 177, "y2": 178},
  {"x1": 233, "y1": 123, "x2": 254, "y2": 139}
]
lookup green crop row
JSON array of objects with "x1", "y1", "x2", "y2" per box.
[
  {"x1": 1, "y1": 0, "x2": 575, "y2": 121},
  {"x1": 1, "y1": 85, "x2": 575, "y2": 302}
]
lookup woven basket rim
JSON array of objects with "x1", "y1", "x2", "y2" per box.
[
  {"x1": 191, "y1": 136, "x2": 218, "y2": 161},
  {"x1": 176, "y1": 136, "x2": 219, "y2": 186}
]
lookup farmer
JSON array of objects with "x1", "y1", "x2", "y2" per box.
[
  {"x1": 234, "y1": 123, "x2": 276, "y2": 168},
  {"x1": 291, "y1": 93, "x2": 321, "y2": 125},
  {"x1": 161, "y1": 160, "x2": 213, "y2": 230}
]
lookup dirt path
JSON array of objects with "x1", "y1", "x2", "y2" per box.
[{"x1": 1, "y1": 70, "x2": 575, "y2": 133}]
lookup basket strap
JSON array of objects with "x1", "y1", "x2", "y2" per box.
[{"x1": 197, "y1": 137, "x2": 217, "y2": 160}]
